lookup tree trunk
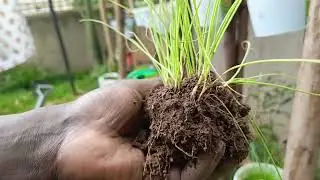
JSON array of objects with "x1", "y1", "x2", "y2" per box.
[
  {"x1": 283, "y1": 1, "x2": 320, "y2": 179},
  {"x1": 114, "y1": 0, "x2": 127, "y2": 78},
  {"x1": 84, "y1": 0, "x2": 103, "y2": 64}
]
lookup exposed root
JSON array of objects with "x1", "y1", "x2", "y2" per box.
[
  {"x1": 135, "y1": 76, "x2": 251, "y2": 179},
  {"x1": 174, "y1": 143, "x2": 197, "y2": 158}
]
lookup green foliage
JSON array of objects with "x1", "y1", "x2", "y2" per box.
[
  {"x1": 247, "y1": 76, "x2": 295, "y2": 167},
  {"x1": 0, "y1": 65, "x2": 47, "y2": 92},
  {"x1": 89, "y1": 64, "x2": 108, "y2": 79},
  {"x1": 0, "y1": 66, "x2": 98, "y2": 115},
  {"x1": 306, "y1": 0, "x2": 310, "y2": 18},
  {"x1": 249, "y1": 124, "x2": 284, "y2": 167},
  {"x1": 316, "y1": 159, "x2": 320, "y2": 180}
]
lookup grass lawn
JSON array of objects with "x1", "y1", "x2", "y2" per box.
[{"x1": 0, "y1": 65, "x2": 101, "y2": 115}]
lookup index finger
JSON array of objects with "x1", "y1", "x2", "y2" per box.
[{"x1": 115, "y1": 78, "x2": 162, "y2": 97}]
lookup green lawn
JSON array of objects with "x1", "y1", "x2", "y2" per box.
[{"x1": 0, "y1": 65, "x2": 100, "y2": 115}]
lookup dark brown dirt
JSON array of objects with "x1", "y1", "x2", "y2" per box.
[{"x1": 134, "y1": 76, "x2": 251, "y2": 179}]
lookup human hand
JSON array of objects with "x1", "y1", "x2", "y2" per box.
[
  {"x1": 56, "y1": 78, "x2": 228, "y2": 180},
  {"x1": 0, "y1": 79, "x2": 228, "y2": 180}
]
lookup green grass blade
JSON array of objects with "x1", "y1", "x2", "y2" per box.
[
  {"x1": 230, "y1": 78, "x2": 320, "y2": 96},
  {"x1": 224, "y1": 41, "x2": 251, "y2": 84},
  {"x1": 223, "y1": 59, "x2": 320, "y2": 77},
  {"x1": 250, "y1": 118, "x2": 283, "y2": 180}
]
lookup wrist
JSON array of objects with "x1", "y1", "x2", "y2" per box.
[{"x1": 0, "y1": 103, "x2": 73, "y2": 179}]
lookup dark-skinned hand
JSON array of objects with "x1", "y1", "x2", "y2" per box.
[{"x1": 0, "y1": 79, "x2": 228, "y2": 180}]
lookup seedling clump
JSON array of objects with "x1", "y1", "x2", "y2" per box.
[
  {"x1": 132, "y1": 0, "x2": 252, "y2": 178},
  {"x1": 83, "y1": 0, "x2": 320, "y2": 178}
]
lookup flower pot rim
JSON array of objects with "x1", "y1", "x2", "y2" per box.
[{"x1": 233, "y1": 162, "x2": 283, "y2": 180}]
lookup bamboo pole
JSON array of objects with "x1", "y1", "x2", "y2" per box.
[
  {"x1": 114, "y1": 0, "x2": 127, "y2": 78},
  {"x1": 283, "y1": 1, "x2": 320, "y2": 179},
  {"x1": 128, "y1": 0, "x2": 134, "y2": 10},
  {"x1": 48, "y1": 0, "x2": 77, "y2": 94},
  {"x1": 98, "y1": 0, "x2": 115, "y2": 69}
]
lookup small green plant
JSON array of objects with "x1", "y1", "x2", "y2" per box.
[
  {"x1": 85, "y1": 0, "x2": 242, "y2": 89},
  {"x1": 142, "y1": 0, "x2": 240, "y2": 88}
]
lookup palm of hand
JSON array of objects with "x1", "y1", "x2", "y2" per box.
[{"x1": 55, "y1": 79, "x2": 227, "y2": 180}]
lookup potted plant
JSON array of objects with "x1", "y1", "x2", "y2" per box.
[
  {"x1": 124, "y1": 0, "x2": 252, "y2": 178},
  {"x1": 233, "y1": 162, "x2": 283, "y2": 180}
]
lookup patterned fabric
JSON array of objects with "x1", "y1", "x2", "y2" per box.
[{"x1": 0, "y1": 0, "x2": 35, "y2": 72}]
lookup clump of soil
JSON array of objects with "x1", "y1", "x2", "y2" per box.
[{"x1": 134, "y1": 76, "x2": 251, "y2": 179}]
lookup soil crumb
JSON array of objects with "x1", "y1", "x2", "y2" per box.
[{"x1": 134, "y1": 76, "x2": 251, "y2": 179}]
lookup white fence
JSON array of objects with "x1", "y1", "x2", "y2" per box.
[{"x1": 17, "y1": 0, "x2": 73, "y2": 16}]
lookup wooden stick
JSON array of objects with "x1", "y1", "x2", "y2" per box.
[
  {"x1": 128, "y1": 0, "x2": 135, "y2": 10},
  {"x1": 283, "y1": 1, "x2": 320, "y2": 179},
  {"x1": 99, "y1": 0, "x2": 115, "y2": 67},
  {"x1": 222, "y1": 1, "x2": 248, "y2": 94},
  {"x1": 234, "y1": 1, "x2": 248, "y2": 93},
  {"x1": 114, "y1": 0, "x2": 127, "y2": 78}
]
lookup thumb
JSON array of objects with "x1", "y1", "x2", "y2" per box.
[
  {"x1": 103, "y1": 78, "x2": 162, "y2": 136},
  {"x1": 116, "y1": 78, "x2": 162, "y2": 97},
  {"x1": 71, "y1": 78, "x2": 161, "y2": 136}
]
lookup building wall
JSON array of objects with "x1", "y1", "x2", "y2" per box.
[
  {"x1": 213, "y1": 26, "x2": 305, "y2": 142},
  {"x1": 26, "y1": 11, "x2": 96, "y2": 74},
  {"x1": 26, "y1": 10, "x2": 155, "y2": 74},
  {"x1": 247, "y1": 27, "x2": 304, "y2": 142}
]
